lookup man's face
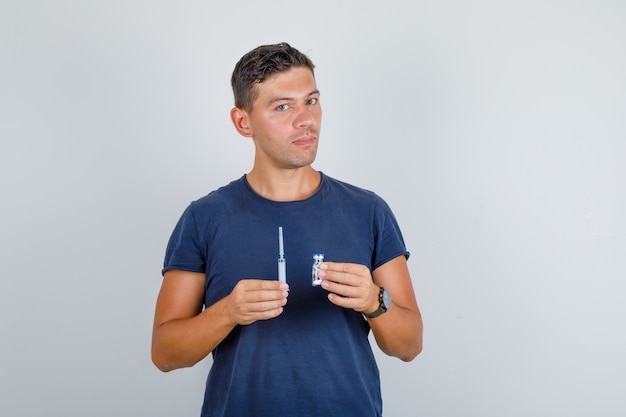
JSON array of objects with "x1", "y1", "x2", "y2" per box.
[{"x1": 245, "y1": 66, "x2": 322, "y2": 170}]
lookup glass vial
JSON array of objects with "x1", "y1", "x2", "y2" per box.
[{"x1": 312, "y1": 253, "x2": 324, "y2": 286}]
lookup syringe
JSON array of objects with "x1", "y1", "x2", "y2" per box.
[{"x1": 278, "y1": 227, "x2": 286, "y2": 283}]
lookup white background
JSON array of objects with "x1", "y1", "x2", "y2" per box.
[{"x1": 1, "y1": 1, "x2": 625, "y2": 416}]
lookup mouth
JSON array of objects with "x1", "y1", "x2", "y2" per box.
[{"x1": 291, "y1": 134, "x2": 317, "y2": 147}]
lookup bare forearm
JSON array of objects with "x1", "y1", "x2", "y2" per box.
[
  {"x1": 152, "y1": 298, "x2": 234, "y2": 372},
  {"x1": 152, "y1": 278, "x2": 288, "y2": 372},
  {"x1": 368, "y1": 304, "x2": 423, "y2": 362}
]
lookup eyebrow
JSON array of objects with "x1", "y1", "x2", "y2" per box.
[{"x1": 269, "y1": 89, "x2": 320, "y2": 106}]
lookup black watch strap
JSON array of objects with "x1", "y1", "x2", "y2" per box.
[{"x1": 364, "y1": 287, "x2": 391, "y2": 319}]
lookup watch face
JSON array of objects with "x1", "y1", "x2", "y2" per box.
[{"x1": 382, "y1": 288, "x2": 391, "y2": 309}]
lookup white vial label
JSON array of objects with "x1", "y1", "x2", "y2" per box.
[{"x1": 312, "y1": 254, "x2": 324, "y2": 286}]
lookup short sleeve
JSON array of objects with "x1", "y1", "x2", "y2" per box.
[
  {"x1": 162, "y1": 203, "x2": 206, "y2": 276},
  {"x1": 372, "y1": 197, "x2": 410, "y2": 270}
]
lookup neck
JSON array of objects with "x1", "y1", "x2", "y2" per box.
[{"x1": 246, "y1": 166, "x2": 321, "y2": 202}]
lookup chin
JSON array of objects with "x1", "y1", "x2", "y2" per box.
[{"x1": 284, "y1": 152, "x2": 317, "y2": 168}]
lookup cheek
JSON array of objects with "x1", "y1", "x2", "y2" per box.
[{"x1": 313, "y1": 108, "x2": 322, "y2": 125}]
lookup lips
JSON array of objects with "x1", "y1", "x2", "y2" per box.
[
  {"x1": 291, "y1": 132, "x2": 317, "y2": 146},
  {"x1": 292, "y1": 136, "x2": 316, "y2": 146}
]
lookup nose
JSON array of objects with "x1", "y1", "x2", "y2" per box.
[{"x1": 293, "y1": 106, "x2": 316, "y2": 128}]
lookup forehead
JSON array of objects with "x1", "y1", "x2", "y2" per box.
[{"x1": 254, "y1": 66, "x2": 317, "y2": 99}]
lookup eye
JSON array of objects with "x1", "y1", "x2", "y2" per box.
[
  {"x1": 276, "y1": 103, "x2": 290, "y2": 111},
  {"x1": 307, "y1": 98, "x2": 318, "y2": 105}
]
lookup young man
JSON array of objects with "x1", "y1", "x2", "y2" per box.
[{"x1": 152, "y1": 43, "x2": 423, "y2": 417}]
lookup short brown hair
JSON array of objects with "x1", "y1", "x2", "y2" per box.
[{"x1": 231, "y1": 43, "x2": 315, "y2": 112}]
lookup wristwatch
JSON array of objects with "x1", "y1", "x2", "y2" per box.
[{"x1": 364, "y1": 286, "x2": 392, "y2": 319}]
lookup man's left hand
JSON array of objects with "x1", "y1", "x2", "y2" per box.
[{"x1": 318, "y1": 262, "x2": 379, "y2": 314}]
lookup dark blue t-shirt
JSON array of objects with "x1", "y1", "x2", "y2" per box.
[{"x1": 163, "y1": 173, "x2": 409, "y2": 417}]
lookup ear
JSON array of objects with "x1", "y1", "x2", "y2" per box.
[{"x1": 230, "y1": 107, "x2": 254, "y2": 138}]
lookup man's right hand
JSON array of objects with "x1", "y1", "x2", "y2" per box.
[{"x1": 224, "y1": 279, "x2": 289, "y2": 326}]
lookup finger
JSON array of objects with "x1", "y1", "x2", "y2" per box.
[
  {"x1": 232, "y1": 297, "x2": 288, "y2": 325},
  {"x1": 319, "y1": 261, "x2": 351, "y2": 273},
  {"x1": 321, "y1": 280, "x2": 362, "y2": 298},
  {"x1": 327, "y1": 292, "x2": 364, "y2": 310},
  {"x1": 318, "y1": 268, "x2": 351, "y2": 285},
  {"x1": 246, "y1": 297, "x2": 288, "y2": 313},
  {"x1": 235, "y1": 280, "x2": 289, "y2": 301},
  {"x1": 243, "y1": 288, "x2": 289, "y2": 303},
  {"x1": 239, "y1": 279, "x2": 289, "y2": 291},
  {"x1": 319, "y1": 270, "x2": 368, "y2": 289},
  {"x1": 319, "y1": 263, "x2": 370, "y2": 284},
  {"x1": 237, "y1": 306, "x2": 285, "y2": 325},
  {"x1": 320, "y1": 262, "x2": 367, "y2": 275}
]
